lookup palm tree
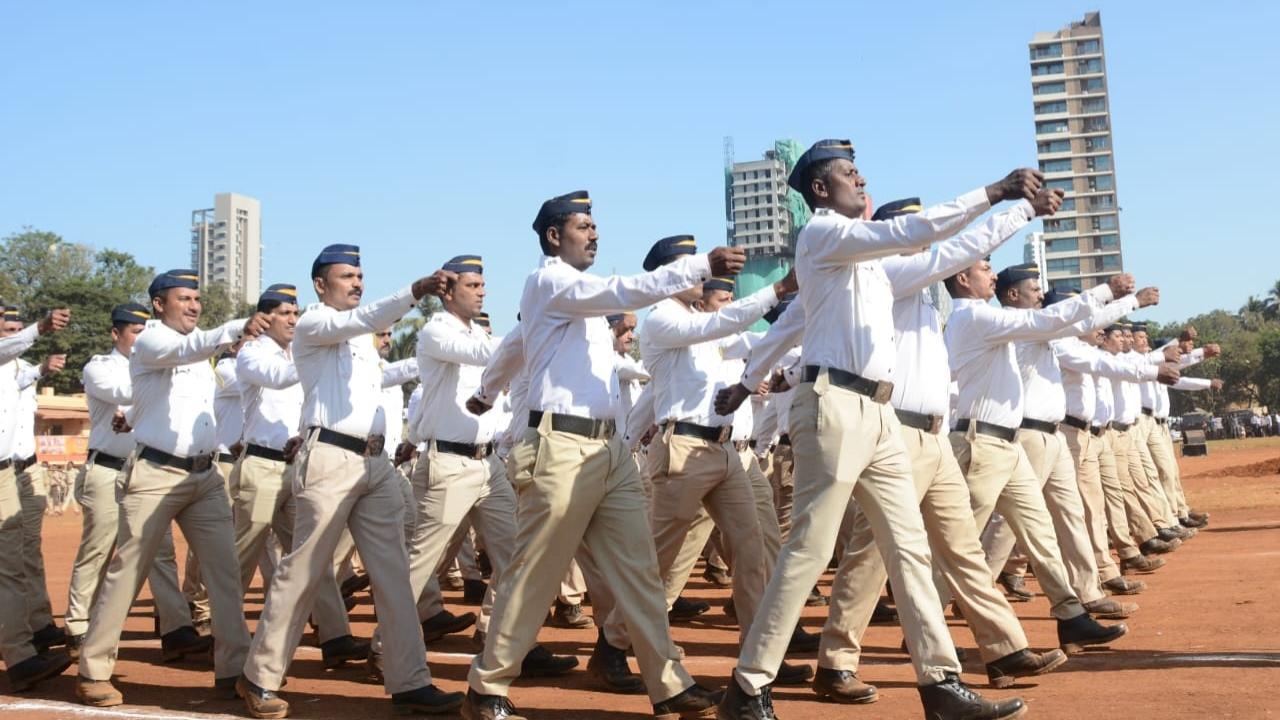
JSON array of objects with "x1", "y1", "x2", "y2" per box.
[{"x1": 1265, "y1": 279, "x2": 1280, "y2": 321}]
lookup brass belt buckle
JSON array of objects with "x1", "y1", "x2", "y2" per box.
[
  {"x1": 928, "y1": 416, "x2": 943, "y2": 434},
  {"x1": 366, "y1": 435, "x2": 386, "y2": 457},
  {"x1": 872, "y1": 381, "x2": 893, "y2": 404},
  {"x1": 473, "y1": 444, "x2": 487, "y2": 460},
  {"x1": 192, "y1": 454, "x2": 213, "y2": 473},
  {"x1": 717, "y1": 426, "x2": 732, "y2": 444}
]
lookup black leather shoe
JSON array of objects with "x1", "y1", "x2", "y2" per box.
[
  {"x1": 321, "y1": 634, "x2": 371, "y2": 669},
  {"x1": 775, "y1": 661, "x2": 813, "y2": 686},
  {"x1": 1139, "y1": 537, "x2": 1178, "y2": 555},
  {"x1": 520, "y1": 644, "x2": 578, "y2": 677},
  {"x1": 1157, "y1": 526, "x2": 1189, "y2": 542},
  {"x1": 1102, "y1": 576, "x2": 1146, "y2": 595},
  {"x1": 236, "y1": 676, "x2": 289, "y2": 719},
  {"x1": 870, "y1": 599, "x2": 898, "y2": 625},
  {"x1": 787, "y1": 625, "x2": 820, "y2": 654},
  {"x1": 340, "y1": 572, "x2": 370, "y2": 598},
  {"x1": 421, "y1": 609, "x2": 477, "y2": 643},
  {"x1": 463, "y1": 578, "x2": 488, "y2": 604},
  {"x1": 805, "y1": 585, "x2": 828, "y2": 607},
  {"x1": 461, "y1": 688, "x2": 526, "y2": 720},
  {"x1": 392, "y1": 684, "x2": 465, "y2": 715},
  {"x1": 653, "y1": 683, "x2": 719, "y2": 719},
  {"x1": 587, "y1": 632, "x2": 645, "y2": 693},
  {"x1": 214, "y1": 675, "x2": 240, "y2": 699},
  {"x1": 811, "y1": 666, "x2": 878, "y2": 704},
  {"x1": 161, "y1": 626, "x2": 213, "y2": 663},
  {"x1": 7, "y1": 650, "x2": 72, "y2": 692},
  {"x1": 1057, "y1": 613, "x2": 1128, "y2": 654},
  {"x1": 669, "y1": 596, "x2": 711, "y2": 622},
  {"x1": 1180, "y1": 515, "x2": 1208, "y2": 529},
  {"x1": 717, "y1": 681, "x2": 776, "y2": 720},
  {"x1": 997, "y1": 572, "x2": 1034, "y2": 602},
  {"x1": 985, "y1": 649, "x2": 1067, "y2": 688},
  {"x1": 918, "y1": 673, "x2": 1026, "y2": 719},
  {"x1": 32, "y1": 623, "x2": 67, "y2": 653}
]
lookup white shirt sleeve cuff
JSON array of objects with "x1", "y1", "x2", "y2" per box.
[{"x1": 961, "y1": 188, "x2": 992, "y2": 213}]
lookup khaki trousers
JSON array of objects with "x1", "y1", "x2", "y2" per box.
[
  {"x1": 1096, "y1": 432, "x2": 1145, "y2": 559},
  {"x1": 64, "y1": 459, "x2": 190, "y2": 638},
  {"x1": 183, "y1": 459, "x2": 237, "y2": 623},
  {"x1": 230, "y1": 453, "x2": 350, "y2": 643},
  {"x1": 1, "y1": 465, "x2": 37, "y2": 668},
  {"x1": 769, "y1": 443, "x2": 795, "y2": 540},
  {"x1": 1131, "y1": 417, "x2": 1178, "y2": 527},
  {"x1": 986, "y1": 429, "x2": 1104, "y2": 604},
  {"x1": 80, "y1": 456, "x2": 250, "y2": 681},
  {"x1": 380, "y1": 443, "x2": 516, "y2": 651},
  {"x1": 558, "y1": 559, "x2": 588, "y2": 606},
  {"x1": 822, "y1": 427, "x2": 1026, "y2": 668},
  {"x1": 17, "y1": 463, "x2": 53, "y2": 632},
  {"x1": 665, "y1": 508, "x2": 715, "y2": 602},
  {"x1": 469, "y1": 418, "x2": 692, "y2": 703},
  {"x1": 950, "y1": 430, "x2": 1085, "y2": 621},
  {"x1": 1061, "y1": 427, "x2": 1122, "y2": 582},
  {"x1": 244, "y1": 431, "x2": 428, "y2": 694},
  {"x1": 1147, "y1": 421, "x2": 1189, "y2": 516},
  {"x1": 1107, "y1": 429, "x2": 1159, "y2": 545},
  {"x1": 736, "y1": 377, "x2": 959, "y2": 692},
  {"x1": 647, "y1": 430, "x2": 766, "y2": 643}
]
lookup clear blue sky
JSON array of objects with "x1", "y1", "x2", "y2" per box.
[{"x1": 3, "y1": 1, "x2": 1277, "y2": 333}]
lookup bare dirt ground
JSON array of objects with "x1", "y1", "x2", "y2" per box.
[{"x1": 2, "y1": 438, "x2": 1277, "y2": 719}]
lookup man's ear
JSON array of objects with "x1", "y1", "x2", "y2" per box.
[{"x1": 545, "y1": 226, "x2": 561, "y2": 252}]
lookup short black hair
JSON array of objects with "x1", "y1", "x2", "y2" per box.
[
  {"x1": 799, "y1": 157, "x2": 841, "y2": 210},
  {"x1": 537, "y1": 213, "x2": 576, "y2": 255},
  {"x1": 256, "y1": 297, "x2": 295, "y2": 314},
  {"x1": 943, "y1": 272, "x2": 962, "y2": 297}
]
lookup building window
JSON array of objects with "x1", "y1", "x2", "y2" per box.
[
  {"x1": 1031, "y1": 43, "x2": 1063, "y2": 59},
  {"x1": 1046, "y1": 178, "x2": 1074, "y2": 192},
  {"x1": 1045, "y1": 218, "x2": 1077, "y2": 233},
  {"x1": 1100, "y1": 255, "x2": 1122, "y2": 270},
  {"x1": 1077, "y1": 58, "x2": 1102, "y2": 73},
  {"x1": 1087, "y1": 155, "x2": 1112, "y2": 171},
  {"x1": 1034, "y1": 81, "x2": 1066, "y2": 95},
  {"x1": 1036, "y1": 120, "x2": 1069, "y2": 135},
  {"x1": 1040, "y1": 158, "x2": 1072, "y2": 173},
  {"x1": 1059, "y1": 198, "x2": 1076, "y2": 212},
  {"x1": 1082, "y1": 116, "x2": 1108, "y2": 132},
  {"x1": 1089, "y1": 174, "x2": 1114, "y2": 191},
  {"x1": 1085, "y1": 136, "x2": 1110, "y2": 151},
  {"x1": 1033, "y1": 62, "x2": 1064, "y2": 76},
  {"x1": 1098, "y1": 234, "x2": 1119, "y2": 248},
  {"x1": 1080, "y1": 77, "x2": 1105, "y2": 93},
  {"x1": 1035, "y1": 100, "x2": 1068, "y2": 115},
  {"x1": 1092, "y1": 214, "x2": 1118, "y2": 230},
  {"x1": 1090, "y1": 195, "x2": 1115, "y2": 210},
  {"x1": 1047, "y1": 238, "x2": 1079, "y2": 253},
  {"x1": 1038, "y1": 139, "x2": 1071, "y2": 154},
  {"x1": 1081, "y1": 97, "x2": 1106, "y2": 113},
  {"x1": 1047, "y1": 258, "x2": 1081, "y2": 273},
  {"x1": 1076, "y1": 39, "x2": 1100, "y2": 54}
]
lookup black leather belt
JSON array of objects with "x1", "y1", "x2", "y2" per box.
[
  {"x1": 1060, "y1": 415, "x2": 1104, "y2": 437},
  {"x1": 15, "y1": 454, "x2": 38, "y2": 473},
  {"x1": 1142, "y1": 407, "x2": 1155, "y2": 417},
  {"x1": 1020, "y1": 417, "x2": 1059, "y2": 435},
  {"x1": 896, "y1": 408, "x2": 944, "y2": 434},
  {"x1": 89, "y1": 450, "x2": 126, "y2": 472},
  {"x1": 139, "y1": 446, "x2": 215, "y2": 473},
  {"x1": 436, "y1": 440, "x2": 494, "y2": 460},
  {"x1": 747, "y1": 439, "x2": 758, "y2": 451},
  {"x1": 670, "y1": 421, "x2": 733, "y2": 444},
  {"x1": 1153, "y1": 417, "x2": 1168, "y2": 425},
  {"x1": 952, "y1": 419, "x2": 1018, "y2": 442},
  {"x1": 217, "y1": 452, "x2": 236, "y2": 464},
  {"x1": 529, "y1": 410, "x2": 616, "y2": 440},
  {"x1": 1112, "y1": 421, "x2": 1132, "y2": 432},
  {"x1": 803, "y1": 366, "x2": 893, "y2": 404},
  {"x1": 245, "y1": 444, "x2": 287, "y2": 463},
  {"x1": 776, "y1": 433, "x2": 791, "y2": 447},
  {"x1": 315, "y1": 427, "x2": 385, "y2": 456}
]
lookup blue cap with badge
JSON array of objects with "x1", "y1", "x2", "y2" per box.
[
  {"x1": 311, "y1": 244, "x2": 361, "y2": 279},
  {"x1": 533, "y1": 190, "x2": 592, "y2": 235},
  {"x1": 111, "y1": 302, "x2": 151, "y2": 324},
  {"x1": 259, "y1": 283, "x2": 298, "y2": 305},
  {"x1": 443, "y1": 255, "x2": 483, "y2": 275},
  {"x1": 995, "y1": 262, "x2": 1041, "y2": 294},
  {"x1": 871, "y1": 197, "x2": 923, "y2": 221},
  {"x1": 148, "y1": 269, "x2": 200, "y2": 299},
  {"x1": 642, "y1": 235, "x2": 697, "y2": 272},
  {"x1": 703, "y1": 277, "x2": 735, "y2": 293},
  {"x1": 787, "y1": 139, "x2": 855, "y2": 193}
]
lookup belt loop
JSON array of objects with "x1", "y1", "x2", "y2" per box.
[
  {"x1": 813, "y1": 366, "x2": 830, "y2": 394},
  {"x1": 537, "y1": 410, "x2": 553, "y2": 435}
]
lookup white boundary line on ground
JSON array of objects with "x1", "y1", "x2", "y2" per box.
[{"x1": 0, "y1": 701, "x2": 240, "y2": 720}]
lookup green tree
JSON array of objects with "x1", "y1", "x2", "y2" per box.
[
  {"x1": 0, "y1": 228, "x2": 96, "y2": 309},
  {"x1": 197, "y1": 281, "x2": 256, "y2": 330}
]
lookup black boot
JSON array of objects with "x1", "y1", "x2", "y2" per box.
[
  {"x1": 918, "y1": 673, "x2": 1026, "y2": 719},
  {"x1": 996, "y1": 572, "x2": 1033, "y2": 602},
  {"x1": 586, "y1": 631, "x2": 644, "y2": 693},
  {"x1": 520, "y1": 644, "x2": 578, "y2": 677},
  {"x1": 32, "y1": 623, "x2": 67, "y2": 653},
  {"x1": 787, "y1": 624, "x2": 820, "y2": 654},
  {"x1": 716, "y1": 681, "x2": 776, "y2": 720},
  {"x1": 320, "y1": 634, "x2": 371, "y2": 669},
  {"x1": 1058, "y1": 613, "x2": 1127, "y2": 654},
  {"x1": 463, "y1": 578, "x2": 488, "y2": 604},
  {"x1": 161, "y1": 626, "x2": 213, "y2": 663},
  {"x1": 421, "y1": 609, "x2": 477, "y2": 643},
  {"x1": 985, "y1": 648, "x2": 1068, "y2": 688},
  {"x1": 811, "y1": 666, "x2": 878, "y2": 704},
  {"x1": 870, "y1": 599, "x2": 898, "y2": 625},
  {"x1": 653, "y1": 683, "x2": 719, "y2": 719},
  {"x1": 774, "y1": 660, "x2": 813, "y2": 685},
  {"x1": 461, "y1": 688, "x2": 525, "y2": 720},
  {"x1": 7, "y1": 650, "x2": 72, "y2": 692},
  {"x1": 391, "y1": 684, "x2": 466, "y2": 714},
  {"x1": 668, "y1": 596, "x2": 711, "y2": 622}
]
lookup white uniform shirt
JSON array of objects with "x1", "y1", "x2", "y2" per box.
[
  {"x1": 10, "y1": 359, "x2": 41, "y2": 460},
  {"x1": 236, "y1": 334, "x2": 303, "y2": 451},
  {"x1": 294, "y1": 287, "x2": 416, "y2": 439},
  {"x1": 214, "y1": 357, "x2": 243, "y2": 453},
  {"x1": 380, "y1": 357, "x2": 417, "y2": 453},
  {"x1": 640, "y1": 288, "x2": 777, "y2": 428},
  {"x1": 82, "y1": 349, "x2": 138, "y2": 459},
  {"x1": 794, "y1": 189, "x2": 991, "y2": 384},
  {"x1": 518, "y1": 253, "x2": 710, "y2": 421},
  {"x1": 1112, "y1": 350, "x2": 1146, "y2": 424},
  {"x1": 410, "y1": 312, "x2": 498, "y2": 445},
  {"x1": 945, "y1": 284, "x2": 1111, "y2": 429},
  {"x1": 614, "y1": 354, "x2": 649, "y2": 437},
  {"x1": 0, "y1": 325, "x2": 41, "y2": 458},
  {"x1": 130, "y1": 318, "x2": 244, "y2": 457},
  {"x1": 1054, "y1": 338, "x2": 1156, "y2": 424}
]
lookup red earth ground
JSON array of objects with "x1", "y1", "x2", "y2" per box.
[{"x1": 2, "y1": 438, "x2": 1277, "y2": 719}]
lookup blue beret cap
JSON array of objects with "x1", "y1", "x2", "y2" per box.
[
  {"x1": 606, "y1": 314, "x2": 625, "y2": 326},
  {"x1": 764, "y1": 292, "x2": 797, "y2": 325},
  {"x1": 259, "y1": 283, "x2": 299, "y2": 305},
  {"x1": 642, "y1": 235, "x2": 697, "y2": 272},
  {"x1": 787, "y1": 139, "x2": 855, "y2": 193},
  {"x1": 148, "y1": 269, "x2": 200, "y2": 298},
  {"x1": 311, "y1": 244, "x2": 361, "y2": 278},
  {"x1": 871, "y1": 197, "x2": 923, "y2": 221},
  {"x1": 1041, "y1": 287, "x2": 1080, "y2": 307},
  {"x1": 995, "y1": 262, "x2": 1041, "y2": 294},
  {"x1": 111, "y1": 302, "x2": 151, "y2": 325},
  {"x1": 443, "y1": 255, "x2": 483, "y2": 275},
  {"x1": 533, "y1": 190, "x2": 592, "y2": 235},
  {"x1": 1130, "y1": 322, "x2": 1148, "y2": 333},
  {"x1": 703, "y1": 277, "x2": 735, "y2": 293}
]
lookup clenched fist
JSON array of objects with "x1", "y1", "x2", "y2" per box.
[
  {"x1": 1135, "y1": 287, "x2": 1160, "y2": 308},
  {"x1": 708, "y1": 247, "x2": 747, "y2": 277},
  {"x1": 714, "y1": 383, "x2": 751, "y2": 416},
  {"x1": 1030, "y1": 188, "x2": 1066, "y2": 217},
  {"x1": 38, "y1": 308, "x2": 71, "y2": 334},
  {"x1": 413, "y1": 269, "x2": 458, "y2": 300},
  {"x1": 1107, "y1": 273, "x2": 1136, "y2": 298},
  {"x1": 243, "y1": 312, "x2": 271, "y2": 339},
  {"x1": 988, "y1": 168, "x2": 1044, "y2": 204}
]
